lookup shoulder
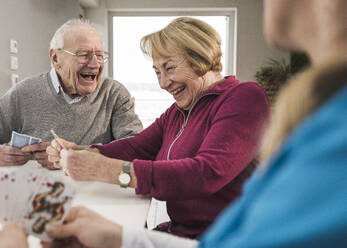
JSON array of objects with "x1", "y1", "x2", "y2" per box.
[
  {"x1": 1, "y1": 72, "x2": 49, "y2": 101},
  {"x1": 15, "y1": 72, "x2": 49, "y2": 93},
  {"x1": 212, "y1": 76, "x2": 268, "y2": 103},
  {"x1": 217, "y1": 80, "x2": 270, "y2": 111},
  {"x1": 98, "y1": 77, "x2": 132, "y2": 97},
  {"x1": 227, "y1": 81, "x2": 268, "y2": 100},
  {"x1": 283, "y1": 85, "x2": 347, "y2": 154}
]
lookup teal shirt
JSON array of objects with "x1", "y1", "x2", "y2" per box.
[{"x1": 199, "y1": 85, "x2": 347, "y2": 247}]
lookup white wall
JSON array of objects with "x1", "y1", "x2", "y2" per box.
[
  {"x1": 83, "y1": 0, "x2": 288, "y2": 82},
  {"x1": 0, "y1": 0, "x2": 80, "y2": 96}
]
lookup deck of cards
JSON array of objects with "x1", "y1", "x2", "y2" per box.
[
  {"x1": 10, "y1": 131, "x2": 42, "y2": 148},
  {"x1": 0, "y1": 166, "x2": 75, "y2": 241}
]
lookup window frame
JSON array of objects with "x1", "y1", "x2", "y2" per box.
[{"x1": 108, "y1": 8, "x2": 238, "y2": 78}]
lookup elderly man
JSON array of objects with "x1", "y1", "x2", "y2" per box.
[{"x1": 0, "y1": 19, "x2": 142, "y2": 169}]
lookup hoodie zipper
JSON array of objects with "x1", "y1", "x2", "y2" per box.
[{"x1": 166, "y1": 93, "x2": 219, "y2": 160}]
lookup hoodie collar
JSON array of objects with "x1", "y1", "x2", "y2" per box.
[{"x1": 201, "y1": 75, "x2": 240, "y2": 96}]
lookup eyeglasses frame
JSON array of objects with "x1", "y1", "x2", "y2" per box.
[{"x1": 57, "y1": 49, "x2": 109, "y2": 64}]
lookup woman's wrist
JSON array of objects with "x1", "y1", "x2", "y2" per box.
[
  {"x1": 129, "y1": 163, "x2": 137, "y2": 188},
  {"x1": 101, "y1": 159, "x2": 137, "y2": 188},
  {"x1": 102, "y1": 158, "x2": 123, "y2": 185}
]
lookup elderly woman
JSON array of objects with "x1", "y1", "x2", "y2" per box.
[{"x1": 47, "y1": 17, "x2": 270, "y2": 238}]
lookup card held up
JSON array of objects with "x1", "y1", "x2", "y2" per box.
[{"x1": 10, "y1": 131, "x2": 41, "y2": 148}]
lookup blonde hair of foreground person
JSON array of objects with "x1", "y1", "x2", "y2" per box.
[
  {"x1": 260, "y1": 58, "x2": 347, "y2": 163},
  {"x1": 140, "y1": 17, "x2": 223, "y2": 76}
]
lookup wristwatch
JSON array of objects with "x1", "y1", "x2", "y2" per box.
[{"x1": 118, "y1": 161, "x2": 132, "y2": 188}]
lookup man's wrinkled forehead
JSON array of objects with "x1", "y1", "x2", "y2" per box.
[{"x1": 64, "y1": 24, "x2": 103, "y2": 49}]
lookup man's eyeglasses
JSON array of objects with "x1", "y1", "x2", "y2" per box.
[{"x1": 58, "y1": 49, "x2": 109, "y2": 64}]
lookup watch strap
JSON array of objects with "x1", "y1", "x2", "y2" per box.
[{"x1": 122, "y1": 161, "x2": 131, "y2": 174}]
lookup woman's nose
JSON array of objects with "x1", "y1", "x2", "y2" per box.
[{"x1": 159, "y1": 72, "x2": 171, "y2": 89}]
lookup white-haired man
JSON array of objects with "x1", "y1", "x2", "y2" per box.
[{"x1": 0, "y1": 19, "x2": 143, "y2": 169}]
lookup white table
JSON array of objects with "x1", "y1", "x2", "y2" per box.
[{"x1": 20, "y1": 161, "x2": 151, "y2": 247}]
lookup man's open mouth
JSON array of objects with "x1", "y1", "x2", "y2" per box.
[{"x1": 80, "y1": 73, "x2": 97, "y2": 81}]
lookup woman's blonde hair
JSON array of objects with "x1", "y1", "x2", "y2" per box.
[
  {"x1": 260, "y1": 58, "x2": 347, "y2": 163},
  {"x1": 140, "y1": 17, "x2": 223, "y2": 76}
]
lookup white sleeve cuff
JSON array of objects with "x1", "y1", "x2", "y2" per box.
[{"x1": 122, "y1": 226, "x2": 199, "y2": 248}]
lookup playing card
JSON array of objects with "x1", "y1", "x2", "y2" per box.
[
  {"x1": 24, "y1": 176, "x2": 75, "y2": 241},
  {"x1": 0, "y1": 166, "x2": 75, "y2": 242},
  {"x1": 10, "y1": 166, "x2": 47, "y2": 222},
  {"x1": 0, "y1": 170, "x2": 8, "y2": 223},
  {"x1": 10, "y1": 131, "x2": 42, "y2": 148},
  {"x1": 30, "y1": 137, "x2": 42, "y2": 145},
  {"x1": 10, "y1": 131, "x2": 30, "y2": 148},
  {"x1": 0, "y1": 168, "x2": 16, "y2": 224}
]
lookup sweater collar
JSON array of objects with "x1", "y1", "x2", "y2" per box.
[
  {"x1": 174, "y1": 75, "x2": 241, "y2": 113},
  {"x1": 201, "y1": 75, "x2": 240, "y2": 96},
  {"x1": 49, "y1": 68, "x2": 85, "y2": 104}
]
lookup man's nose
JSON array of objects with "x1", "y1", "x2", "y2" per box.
[{"x1": 87, "y1": 54, "x2": 101, "y2": 67}]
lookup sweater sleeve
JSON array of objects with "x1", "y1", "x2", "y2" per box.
[
  {"x1": 110, "y1": 81, "x2": 143, "y2": 140},
  {"x1": 122, "y1": 226, "x2": 199, "y2": 248},
  {"x1": 0, "y1": 86, "x2": 20, "y2": 144},
  {"x1": 135, "y1": 83, "x2": 270, "y2": 200},
  {"x1": 92, "y1": 110, "x2": 169, "y2": 161}
]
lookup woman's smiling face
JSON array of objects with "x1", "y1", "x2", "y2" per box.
[{"x1": 152, "y1": 55, "x2": 205, "y2": 110}]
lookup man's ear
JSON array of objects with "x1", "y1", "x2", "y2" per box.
[{"x1": 50, "y1": 49, "x2": 60, "y2": 69}]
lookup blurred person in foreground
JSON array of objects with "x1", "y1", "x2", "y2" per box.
[
  {"x1": 42, "y1": 0, "x2": 347, "y2": 247},
  {"x1": 0, "y1": 19, "x2": 142, "y2": 169},
  {"x1": 47, "y1": 17, "x2": 270, "y2": 238},
  {"x1": 0, "y1": 223, "x2": 28, "y2": 248}
]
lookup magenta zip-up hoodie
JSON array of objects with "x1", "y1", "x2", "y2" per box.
[{"x1": 93, "y1": 76, "x2": 270, "y2": 238}]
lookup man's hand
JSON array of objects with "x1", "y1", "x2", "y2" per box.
[
  {"x1": 0, "y1": 144, "x2": 31, "y2": 166},
  {"x1": 21, "y1": 142, "x2": 56, "y2": 170},
  {"x1": 44, "y1": 206, "x2": 122, "y2": 248},
  {"x1": 0, "y1": 223, "x2": 28, "y2": 248}
]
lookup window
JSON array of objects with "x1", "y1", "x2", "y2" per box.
[{"x1": 110, "y1": 11, "x2": 237, "y2": 128}]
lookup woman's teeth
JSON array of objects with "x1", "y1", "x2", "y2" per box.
[{"x1": 172, "y1": 86, "x2": 185, "y2": 95}]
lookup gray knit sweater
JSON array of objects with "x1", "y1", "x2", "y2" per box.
[{"x1": 0, "y1": 72, "x2": 143, "y2": 145}]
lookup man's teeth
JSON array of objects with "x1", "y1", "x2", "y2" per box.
[
  {"x1": 81, "y1": 73, "x2": 96, "y2": 80},
  {"x1": 172, "y1": 87, "x2": 185, "y2": 95}
]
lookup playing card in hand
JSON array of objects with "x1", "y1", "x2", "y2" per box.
[
  {"x1": 24, "y1": 176, "x2": 75, "y2": 241},
  {"x1": 10, "y1": 131, "x2": 42, "y2": 148},
  {"x1": 0, "y1": 166, "x2": 75, "y2": 241},
  {"x1": 0, "y1": 168, "x2": 16, "y2": 223},
  {"x1": 9, "y1": 166, "x2": 47, "y2": 222}
]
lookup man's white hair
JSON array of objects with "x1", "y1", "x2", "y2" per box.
[{"x1": 49, "y1": 18, "x2": 95, "y2": 50}]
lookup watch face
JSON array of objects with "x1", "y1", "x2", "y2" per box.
[{"x1": 119, "y1": 173, "x2": 131, "y2": 185}]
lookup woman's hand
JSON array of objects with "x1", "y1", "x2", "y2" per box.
[
  {"x1": 59, "y1": 149, "x2": 122, "y2": 183},
  {"x1": 46, "y1": 138, "x2": 84, "y2": 169},
  {"x1": 0, "y1": 223, "x2": 28, "y2": 248},
  {"x1": 44, "y1": 206, "x2": 122, "y2": 248}
]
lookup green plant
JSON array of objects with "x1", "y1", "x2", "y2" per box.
[{"x1": 255, "y1": 58, "x2": 291, "y2": 105}]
